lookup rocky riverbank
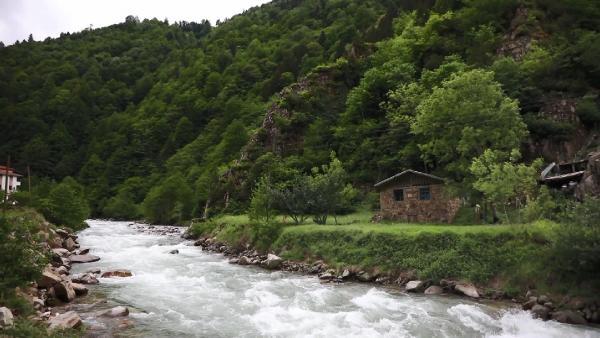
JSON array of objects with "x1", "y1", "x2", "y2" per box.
[
  {"x1": 186, "y1": 232, "x2": 600, "y2": 327},
  {"x1": 0, "y1": 225, "x2": 135, "y2": 335}
]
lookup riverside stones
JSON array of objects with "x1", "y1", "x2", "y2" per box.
[
  {"x1": 0, "y1": 307, "x2": 14, "y2": 328},
  {"x1": 38, "y1": 269, "x2": 62, "y2": 288},
  {"x1": 54, "y1": 281, "x2": 76, "y2": 302},
  {"x1": 101, "y1": 269, "x2": 132, "y2": 278},
  {"x1": 71, "y1": 283, "x2": 89, "y2": 296},
  {"x1": 100, "y1": 306, "x2": 129, "y2": 318},
  {"x1": 69, "y1": 254, "x2": 101, "y2": 263},
  {"x1": 72, "y1": 273, "x2": 99, "y2": 285},
  {"x1": 63, "y1": 237, "x2": 76, "y2": 251},
  {"x1": 48, "y1": 311, "x2": 82, "y2": 331},
  {"x1": 551, "y1": 310, "x2": 587, "y2": 325},
  {"x1": 405, "y1": 280, "x2": 424, "y2": 292},
  {"x1": 531, "y1": 304, "x2": 551, "y2": 320},
  {"x1": 238, "y1": 256, "x2": 251, "y2": 265},
  {"x1": 424, "y1": 285, "x2": 444, "y2": 295},
  {"x1": 262, "y1": 254, "x2": 283, "y2": 269},
  {"x1": 454, "y1": 283, "x2": 479, "y2": 298}
]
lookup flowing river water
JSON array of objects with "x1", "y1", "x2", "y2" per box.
[{"x1": 71, "y1": 220, "x2": 600, "y2": 338}]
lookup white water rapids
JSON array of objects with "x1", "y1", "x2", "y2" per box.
[{"x1": 71, "y1": 220, "x2": 600, "y2": 338}]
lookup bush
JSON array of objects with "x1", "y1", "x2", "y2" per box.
[
  {"x1": 0, "y1": 216, "x2": 47, "y2": 294},
  {"x1": 552, "y1": 198, "x2": 600, "y2": 280},
  {"x1": 103, "y1": 190, "x2": 141, "y2": 220},
  {"x1": 577, "y1": 95, "x2": 600, "y2": 126}
]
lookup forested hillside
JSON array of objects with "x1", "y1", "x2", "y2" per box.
[{"x1": 1, "y1": 0, "x2": 599, "y2": 222}]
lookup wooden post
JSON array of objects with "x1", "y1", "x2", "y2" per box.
[
  {"x1": 27, "y1": 165, "x2": 31, "y2": 194},
  {"x1": 3, "y1": 156, "x2": 10, "y2": 214}
]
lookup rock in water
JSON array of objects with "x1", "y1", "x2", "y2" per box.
[
  {"x1": 169, "y1": 249, "x2": 179, "y2": 254},
  {"x1": 71, "y1": 283, "x2": 89, "y2": 296},
  {"x1": 54, "y1": 281, "x2": 76, "y2": 302},
  {"x1": 0, "y1": 307, "x2": 14, "y2": 328},
  {"x1": 38, "y1": 269, "x2": 62, "y2": 288},
  {"x1": 551, "y1": 310, "x2": 588, "y2": 325},
  {"x1": 424, "y1": 285, "x2": 444, "y2": 295},
  {"x1": 72, "y1": 273, "x2": 99, "y2": 285},
  {"x1": 262, "y1": 254, "x2": 283, "y2": 269},
  {"x1": 48, "y1": 311, "x2": 82, "y2": 330},
  {"x1": 100, "y1": 306, "x2": 129, "y2": 318},
  {"x1": 531, "y1": 304, "x2": 551, "y2": 320},
  {"x1": 238, "y1": 256, "x2": 251, "y2": 265},
  {"x1": 405, "y1": 280, "x2": 424, "y2": 292},
  {"x1": 101, "y1": 269, "x2": 133, "y2": 278},
  {"x1": 454, "y1": 283, "x2": 479, "y2": 298},
  {"x1": 69, "y1": 254, "x2": 101, "y2": 263}
]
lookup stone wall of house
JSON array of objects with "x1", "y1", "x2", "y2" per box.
[{"x1": 379, "y1": 183, "x2": 460, "y2": 223}]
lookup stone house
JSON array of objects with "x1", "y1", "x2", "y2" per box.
[{"x1": 374, "y1": 170, "x2": 460, "y2": 223}]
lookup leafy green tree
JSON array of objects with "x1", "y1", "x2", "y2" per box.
[
  {"x1": 103, "y1": 190, "x2": 141, "y2": 220},
  {"x1": 470, "y1": 149, "x2": 542, "y2": 222},
  {"x1": 248, "y1": 176, "x2": 276, "y2": 223},
  {"x1": 40, "y1": 177, "x2": 90, "y2": 229},
  {"x1": 413, "y1": 69, "x2": 528, "y2": 181},
  {"x1": 142, "y1": 174, "x2": 193, "y2": 224}
]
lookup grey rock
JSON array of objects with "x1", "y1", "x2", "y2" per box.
[
  {"x1": 262, "y1": 254, "x2": 283, "y2": 270},
  {"x1": 63, "y1": 237, "x2": 76, "y2": 251},
  {"x1": 100, "y1": 306, "x2": 129, "y2": 318},
  {"x1": 454, "y1": 283, "x2": 479, "y2": 298},
  {"x1": 52, "y1": 248, "x2": 70, "y2": 257},
  {"x1": 405, "y1": 280, "x2": 424, "y2": 292},
  {"x1": 551, "y1": 310, "x2": 587, "y2": 325},
  {"x1": 86, "y1": 268, "x2": 101, "y2": 274},
  {"x1": 0, "y1": 307, "x2": 14, "y2": 328},
  {"x1": 48, "y1": 311, "x2": 82, "y2": 330},
  {"x1": 357, "y1": 272, "x2": 374, "y2": 282},
  {"x1": 238, "y1": 256, "x2": 251, "y2": 265},
  {"x1": 531, "y1": 304, "x2": 551, "y2": 320},
  {"x1": 71, "y1": 283, "x2": 88, "y2": 296},
  {"x1": 169, "y1": 249, "x2": 179, "y2": 254},
  {"x1": 424, "y1": 285, "x2": 444, "y2": 295},
  {"x1": 69, "y1": 254, "x2": 101, "y2": 263},
  {"x1": 341, "y1": 269, "x2": 351, "y2": 279},
  {"x1": 38, "y1": 269, "x2": 62, "y2": 288},
  {"x1": 538, "y1": 295, "x2": 550, "y2": 304},
  {"x1": 72, "y1": 273, "x2": 99, "y2": 285},
  {"x1": 54, "y1": 281, "x2": 76, "y2": 302}
]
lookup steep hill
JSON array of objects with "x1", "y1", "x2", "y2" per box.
[{"x1": 1, "y1": 0, "x2": 599, "y2": 220}]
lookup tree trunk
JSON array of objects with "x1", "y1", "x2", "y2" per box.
[{"x1": 203, "y1": 198, "x2": 211, "y2": 220}]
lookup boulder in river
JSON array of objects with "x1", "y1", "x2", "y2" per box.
[
  {"x1": 72, "y1": 273, "x2": 99, "y2": 285},
  {"x1": 262, "y1": 254, "x2": 283, "y2": 269},
  {"x1": 0, "y1": 307, "x2": 13, "y2": 328},
  {"x1": 424, "y1": 285, "x2": 444, "y2": 295},
  {"x1": 405, "y1": 280, "x2": 424, "y2": 292},
  {"x1": 169, "y1": 249, "x2": 179, "y2": 254},
  {"x1": 100, "y1": 306, "x2": 130, "y2": 318},
  {"x1": 69, "y1": 254, "x2": 101, "y2": 263},
  {"x1": 454, "y1": 283, "x2": 479, "y2": 298},
  {"x1": 551, "y1": 310, "x2": 587, "y2": 325},
  {"x1": 54, "y1": 281, "x2": 76, "y2": 302},
  {"x1": 48, "y1": 311, "x2": 82, "y2": 331},
  {"x1": 38, "y1": 269, "x2": 62, "y2": 288},
  {"x1": 72, "y1": 283, "x2": 89, "y2": 296},
  {"x1": 102, "y1": 269, "x2": 133, "y2": 278},
  {"x1": 531, "y1": 304, "x2": 551, "y2": 320}
]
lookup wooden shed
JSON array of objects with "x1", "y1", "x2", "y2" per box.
[{"x1": 374, "y1": 170, "x2": 460, "y2": 223}]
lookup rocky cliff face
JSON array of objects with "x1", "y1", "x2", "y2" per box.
[{"x1": 576, "y1": 151, "x2": 600, "y2": 199}]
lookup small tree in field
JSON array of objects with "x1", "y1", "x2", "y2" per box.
[{"x1": 248, "y1": 176, "x2": 276, "y2": 223}]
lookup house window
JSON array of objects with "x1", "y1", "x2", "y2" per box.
[
  {"x1": 393, "y1": 189, "x2": 404, "y2": 201},
  {"x1": 419, "y1": 186, "x2": 431, "y2": 200}
]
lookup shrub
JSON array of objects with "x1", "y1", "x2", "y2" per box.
[
  {"x1": 142, "y1": 174, "x2": 194, "y2": 224},
  {"x1": 39, "y1": 177, "x2": 90, "y2": 230}
]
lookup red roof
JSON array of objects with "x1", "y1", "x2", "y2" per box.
[{"x1": 0, "y1": 165, "x2": 22, "y2": 177}]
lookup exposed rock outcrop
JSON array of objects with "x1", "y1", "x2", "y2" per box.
[{"x1": 48, "y1": 311, "x2": 82, "y2": 331}]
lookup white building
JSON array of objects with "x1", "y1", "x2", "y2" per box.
[{"x1": 0, "y1": 166, "x2": 22, "y2": 196}]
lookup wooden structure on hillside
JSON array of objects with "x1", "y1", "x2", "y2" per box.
[
  {"x1": 374, "y1": 170, "x2": 460, "y2": 223},
  {"x1": 540, "y1": 159, "x2": 587, "y2": 189}
]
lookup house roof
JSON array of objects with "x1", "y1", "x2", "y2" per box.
[
  {"x1": 0, "y1": 166, "x2": 22, "y2": 177},
  {"x1": 374, "y1": 169, "x2": 444, "y2": 188}
]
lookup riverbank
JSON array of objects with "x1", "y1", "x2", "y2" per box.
[{"x1": 186, "y1": 213, "x2": 600, "y2": 327}]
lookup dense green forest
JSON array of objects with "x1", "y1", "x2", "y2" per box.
[{"x1": 1, "y1": 0, "x2": 599, "y2": 223}]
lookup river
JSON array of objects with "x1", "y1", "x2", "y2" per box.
[{"x1": 71, "y1": 220, "x2": 600, "y2": 338}]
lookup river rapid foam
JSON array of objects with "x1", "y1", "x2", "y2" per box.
[{"x1": 71, "y1": 220, "x2": 600, "y2": 338}]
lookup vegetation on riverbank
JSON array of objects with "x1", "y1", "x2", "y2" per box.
[{"x1": 189, "y1": 199, "x2": 600, "y2": 300}]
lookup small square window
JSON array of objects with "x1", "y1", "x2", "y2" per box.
[
  {"x1": 393, "y1": 189, "x2": 404, "y2": 201},
  {"x1": 419, "y1": 187, "x2": 431, "y2": 200}
]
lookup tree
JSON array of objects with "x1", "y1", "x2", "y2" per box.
[
  {"x1": 248, "y1": 176, "x2": 276, "y2": 223},
  {"x1": 412, "y1": 69, "x2": 528, "y2": 181},
  {"x1": 142, "y1": 174, "x2": 193, "y2": 224},
  {"x1": 470, "y1": 149, "x2": 542, "y2": 223},
  {"x1": 40, "y1": 177, "x2": 90, "y2": 229}
]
